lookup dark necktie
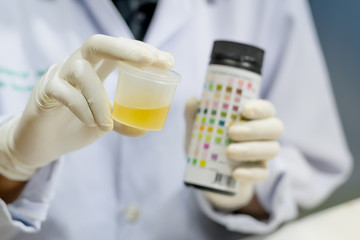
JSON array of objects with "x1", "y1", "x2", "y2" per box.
[{"x1": 112, "y1": 0, "x2": 158, "y2": 41}]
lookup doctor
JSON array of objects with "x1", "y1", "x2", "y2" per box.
[{"x1": 0, "y1": 0, "x2": 352, "y2": 239}]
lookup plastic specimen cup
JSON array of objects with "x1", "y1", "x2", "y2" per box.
[{"x1": 112, "y1": 61, "x2": 181, "y2": 131}]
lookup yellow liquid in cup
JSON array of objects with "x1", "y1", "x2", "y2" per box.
[{"x1": 112, "y1": 103, "x2": 171, "y2": 131}]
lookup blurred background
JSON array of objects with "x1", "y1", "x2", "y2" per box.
[{"x1": 304, "y1": 0, "x2": 360, "y2": 214}]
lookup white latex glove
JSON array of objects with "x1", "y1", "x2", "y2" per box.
[
  {"x1": 185, "y1": 98, "x2": 284, "y2": 211},
  {"x1": 0, "y1": 34, "x2": 174, "y2": 181}
]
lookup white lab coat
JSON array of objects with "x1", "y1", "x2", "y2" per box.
[{"x1": 0, "y1": 0, "x2": 352, "y2": 239}]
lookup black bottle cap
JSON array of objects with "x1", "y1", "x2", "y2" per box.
[{"x1": 210, "y1": 41, "x2": 265, "y2": 74}]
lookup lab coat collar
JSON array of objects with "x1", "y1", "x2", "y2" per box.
[
  {"x1": 80, "y1": 0, "x2": 133, "y2": 38},
  {"x1": 143, "y1": 0, "x2": 191, "y2": 48},
  {"x1": 79, "y1": 0, "x2": 191, "y2": 48}
]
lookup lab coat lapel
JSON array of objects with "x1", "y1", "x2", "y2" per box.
[
  {"x1": 144, "y1": 0, "x2": 191, "y2": 48},
  {"x1": 81, "y1": 0, "x2": 133, "y2": 38}
]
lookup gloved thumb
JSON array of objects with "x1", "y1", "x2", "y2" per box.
[
  {"x1": 185, "y1": 97, "x2": 200, "y2": 153},
  {"x1": 184, "y1": 97, "x2": 199, "y2": 153},
  {"x1": 113, "y1": 120, "x2": 148, "y2": 137},
  {"x1": 109, "y1": 100, "x2": 148, "y2": 137}
]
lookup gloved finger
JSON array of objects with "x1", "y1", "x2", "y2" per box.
[
  {"x1": 60, "y1": 59, "x2": 113, "y2": 132},
  {"x1": 113, "y1": 120, "x2": 147, "y2": 137},
  {"x1": 228, "y1": 117, "x2": 284, "y2": 141},
  {"x1": 204, "y1": 181, "x2": 254, "y2": 211},
  {"x1": 184, "y1": 97, "x2": 200, "y2": 153},
  {"x1": 242, "y1": 99, "x2": 275, "y2": 120},
  {"x1": 44, "y1": 78, "x2": 96, "y2": 127},
  {"x1": 130, "y1": 40, "x2": 174, "y2": 69},
  {"x1": 151, "y1": 50, "x2": 176, "y2": 69},
  {"x1": 94, "y1": 51, "x2": 175, "y2": 82},
  {"x1": 80, "y1": 35, "x2": 174, "y2": 69},
  {"x1": 232, "y1": 163, "x2": 269, "y2": 182},
  {"x1": 95, "y1": 59, "x2": 119, "y2": 81},
  {"x1": 226, "y1": 141, "x2": 280, "y2": 162}
]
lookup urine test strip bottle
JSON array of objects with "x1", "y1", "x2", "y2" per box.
[{"x1": 184, "y1": 41, "x2": 265, "y2": 195}]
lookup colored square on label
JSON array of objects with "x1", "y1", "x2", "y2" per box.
[
  {"x1": 211, "y1": 110, "x2": 217, "y2": 116},
  {"x1": 205, "y1": 135, "x2": 212, "y2": 141},
  {"x1": 204, "y1": 143, "x2": 209, "y2": 149},
  {"x1": 196, "y1": 116, "x2": 200, "y2": 122},
  {"x1": 236, "y1": 89, "x2": 242, "y2": 95},
  {"x1": 200, "y1": 125, "x2": 205, "y2": 131},
  {"x1": 238, "y1": 80, "x2": 244, "y2": 86},
  {"x1": 192, "y1": 133, "x2": 196, "y2": 139},
  {"x1": 207, "y1": 126, "x2": 213, "y2": 132},
  {"x1": 215, "y1": 137, "x2": 222, "y2": 144},
  {"x1": 198, "y1": 134, "x2": 203, "y2": 140},
  {"x1": 247, "y1": 83, "x2": 252, "y2": 89},
  {"x1": 187, "y1": 157, "x2": 190, "y2": 163},
  {"x1": 222, "y1": 103, "x2": 229, "y2": 109},
  {"x1": 219, "y1": 120, "x2": 225, "y2": 126},
  {"x1": 231, "y1": 114, "x2": 237, "y2": 120},
  {"x1": 224, "y1": 94, "x2": 231, "y2": 101},
  {"x1": 202, "y1": 117, "x2": 206, "y2": 123},
  {"x1": 208, "y1": 75, "x2": 215, "y2": 81},
  {"x1": 211, "y1": 154, "x2": 218, "y2": 160},
  {"x1": 216, "y1": 85, "x2": 222, "y2": 91},
  {"x1": 208, "y1": 83, "x2": 214, "y2": 90},
  {"x1": 227, "y1": 78, "x2": 235, "y2": 84},
  {"x1": 213, "y1": 101, "x2": 219, "y2": 108},
  {"x1": 203, "y1": 108, "x2": 208, "y2": 114},
  {"x1": 209, "y1": 118, "x2": 215, "y2": 124},
  {"x1": 226, "y1": 86, "x2": 232, "y2": 93},
  {"x1": 203, "y1": 83, "x2": 207, "y2": 89},
  {"x1": 197, "y1": 108, "x2": 201, "y2": 113},
  {"x1": 192, "y1": 158, "x2": 197, "y2": 165},
  {"x1": 200, "y1": 160, "x2": 206, "y2": 167},
  {"x1": 234, "y1": 97, "x2": 240, "y2": 103},
  {"x1": 194, "y1": 150, "x2": 199, "y2": 156},
  {"x1": 225, "y1": 139, "x2": 232, "y2": 146},
  {"x1": 215, "y1": 92, "x2": 221, "y2": 99},
  {"x1": 229, "y1": 122, "x2": 235, "y2": 127},
  {"x1": 233, "y1": 105, "x2": 239, "y2": 111},
  {"x1": 221, "y1": 112, "x2": 227, "y2": 118},
  {"x1": 217, "y1": 128, "x2": 224, "y2": 134}
]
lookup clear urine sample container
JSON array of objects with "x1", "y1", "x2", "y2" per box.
[{"x1": 112, "y1": 62, "x2": 181, "y2": 131}]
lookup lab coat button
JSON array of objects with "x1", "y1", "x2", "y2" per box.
[{"x1": 124, "y1": 204, "x2": 140, "y2": 222}]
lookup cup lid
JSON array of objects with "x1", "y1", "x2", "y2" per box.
[{"x1": 118, "y1": 61, "x2": 181, "y2": 85}]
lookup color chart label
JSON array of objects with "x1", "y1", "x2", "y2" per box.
[{"x1": 184, "y1": 64, "x2": 261, "y2": 195}]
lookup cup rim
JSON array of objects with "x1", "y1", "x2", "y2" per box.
[{"x1": 118, "y1": 61, "x2": 181, "y2": 85}]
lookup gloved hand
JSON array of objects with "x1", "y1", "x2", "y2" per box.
[
  {"x1": 185, "y1": 98, "x2": 284, "y2": 211},
  {"x1": 0, "y1": 34, "x2": 174, "y2": 181}
]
